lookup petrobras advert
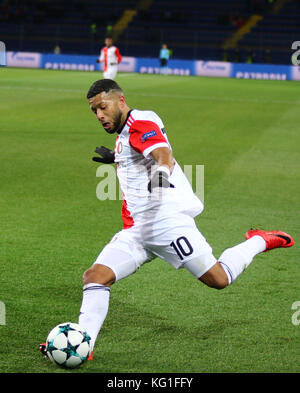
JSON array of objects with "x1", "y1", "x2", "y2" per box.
[
  {"x1": 42, "y1": 53, "x2": 96, "y2": 71},
  {"x1": 41, "y1": 54, "x2": 136, "y2": 73},
  {"x1": 195, "y1": 60, "x2": 232, "y2": 78},
  {"x1": 3, "y1": 51, "x2": 299, "y2": 81},
  {"x1": 291, "y1": 65, "x2": 300, "y2": 81},
  {"x1": 231, "y1": 62, "x2": 292, "y2": 80},
  {"x1": 118, "y1": 56, "x2": 136, "y2": 73},
  {"x1": 6, "y1": 51, "x2": 41, "y2": 68},
  {"x1": 137, "y1": 58, "x2": 194, "y2": 76}
]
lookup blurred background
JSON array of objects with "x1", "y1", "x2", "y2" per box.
[{"x1": 0, "y1": 0, "x2": 299, "y2": 65}]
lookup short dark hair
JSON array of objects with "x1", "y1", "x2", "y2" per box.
[{"x1": 86, "y1": 79, "x2": 123, "y2": 99}]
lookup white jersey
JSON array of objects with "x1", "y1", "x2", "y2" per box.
[
  {"x1": 114, "y1": 109, "x2": 203, "y2": 229},
  {"x1": 99, "y1": 45, "x2": 122, "y2": 71}
]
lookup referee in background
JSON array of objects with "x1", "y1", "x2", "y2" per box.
[{"x1": 159, "y1": 43, "x2": 170, "y2": 75}]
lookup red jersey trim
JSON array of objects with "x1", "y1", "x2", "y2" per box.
[
  {"x1": 126, "y1": 114, "x2": 135, "y2": 127},
  {"x1": 115, "y1": 47, "x2": 122, "y2": 64},
  {"x1": 102, "y1": 47, "x2": 108, "y2": 71},
  {"x1": 121, "y1": 198, "x2": 134, "y2": 229},
  {"x1": 128, "y1": 120, "x2": 168, "y2": 155}
]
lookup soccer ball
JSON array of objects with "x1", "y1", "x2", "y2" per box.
[{"x1": 46, "y1": 322, "x2": 91, "y2": 368}]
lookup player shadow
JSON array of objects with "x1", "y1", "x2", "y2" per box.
[{"x1": 97, "y1": 297, "x2": 245, "y2": 372}]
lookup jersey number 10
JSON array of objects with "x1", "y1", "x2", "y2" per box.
[{"x1": 170, "y1": 236, "x2": 194, "y2": 261}]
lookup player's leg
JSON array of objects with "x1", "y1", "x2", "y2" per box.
[
  {"x1": 160, "y1": 58, "x2": 168, "y2": 75},
  {"x1": 163, "y1": 60, "x2": 169, "y2": 75},
  {"x1": 186, "y1": 228, "x2": 294, "y2": 288},
  {"x1": 215, "y1": 229, "x2": 294, "y2": 285},
  {"x1": 145, "y1": 214, "x2": 294, "y2": 289},
  {"x1": 104, "y1": 67, "x2": 117, "y2": 80},
  {"x1": 144, "y1": 214, "x2": 223, "y2": 285},
  {"x1": 185, "y1": 258, "x2": 228, "y2": 289},
  {"x1": 160, "y1": 59, "x2": 165, "y2": 74},
  {"x1": 78, "y1": 250, "x2": 131, "y2": 355},
  {"x1": 149, "y1": 214, "x2": 247, "y2": 289},
  {"x1": 185, "y1": 234, "x2": 266, "y2": 288},
  {"x1": 78, "y1": 230, "x2": 154, "y2": 354}
]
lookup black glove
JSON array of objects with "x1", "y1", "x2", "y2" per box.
[
  {"x1": 92, "y1": 146, "x2": 115, "y2": 164},
  {"x1": 148, "y1": 167, "x2": 175, "y2": 193}
]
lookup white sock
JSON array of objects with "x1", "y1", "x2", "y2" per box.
[
  {"x1": 78, "y1": 283, "x2": 110, "y2": 350},
  {"x1": 219, "y1": 236, "x2": 266, "y2": 284}
]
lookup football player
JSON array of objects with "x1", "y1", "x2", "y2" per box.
[
  {"x1": 39, "y1": 79, "x2": 294, "y2": 361},
  {"x1": 96, "y1": 37, "x2": 122, "y2": 80}
]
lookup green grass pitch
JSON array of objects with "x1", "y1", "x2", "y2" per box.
[{"x1": 0, "y1": 67, "x2": 299, "y2": 373}]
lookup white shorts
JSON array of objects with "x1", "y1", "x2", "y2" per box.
[
  {"x1": 94, "y1": 214, "x2": 216, "y2": 281},
  {"x1": 103, "y1": 66, "x2": 118, "y2": 80}
]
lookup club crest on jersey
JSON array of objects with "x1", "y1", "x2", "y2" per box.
[
  {"x1": 117, "y1": 141, "x2": 123, "y2": 154},
  {"x1": 140, "y1": 130, "x2": 157, "y2": 143}
]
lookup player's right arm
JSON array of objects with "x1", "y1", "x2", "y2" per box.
[{"x1": 97, "y1": 49, "x2": 104, "y2": 63}]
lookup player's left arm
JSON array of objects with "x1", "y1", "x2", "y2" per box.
[
  {"x1": 92, "y1": 146, "x2": 115, "y2": 163},
  {"x1": 148, "y1": 147, "x2": 175, "y2": 192},
  {"x1": 150, "y1": 146, "x2": 174, "y2": 172},
  {"x1": 128, "y1": 119, "x2": 175, "y2": 192},
  {"x1": 115, "y1": 47, "x2": 122, "y2": 64}
]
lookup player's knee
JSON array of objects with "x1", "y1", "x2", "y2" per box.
[
  {"x1": 82, "y1": 264, "x2": 116, "y2": 287},
  {"x1": 206, "y1": 276, "x2": 228, "y2": 290},
  {"x1": 199, "y1": 262, "x2": 228, "y2": 290}
]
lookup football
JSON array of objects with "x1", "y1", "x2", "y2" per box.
[{"x1": 46, "y1": 322, "x2": 91, "y2": 368}]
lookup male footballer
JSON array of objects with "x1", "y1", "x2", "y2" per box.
[
  {"x1": 40, "y1": 79, "x2": 294, "y2": 360},
  {"x1": 96, "y1": 37, "x2": 122, "y2": 80}
]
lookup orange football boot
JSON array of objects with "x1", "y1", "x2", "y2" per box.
[{"x1": 245, "y1": 229, "x2": 294, "y2": 252}]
